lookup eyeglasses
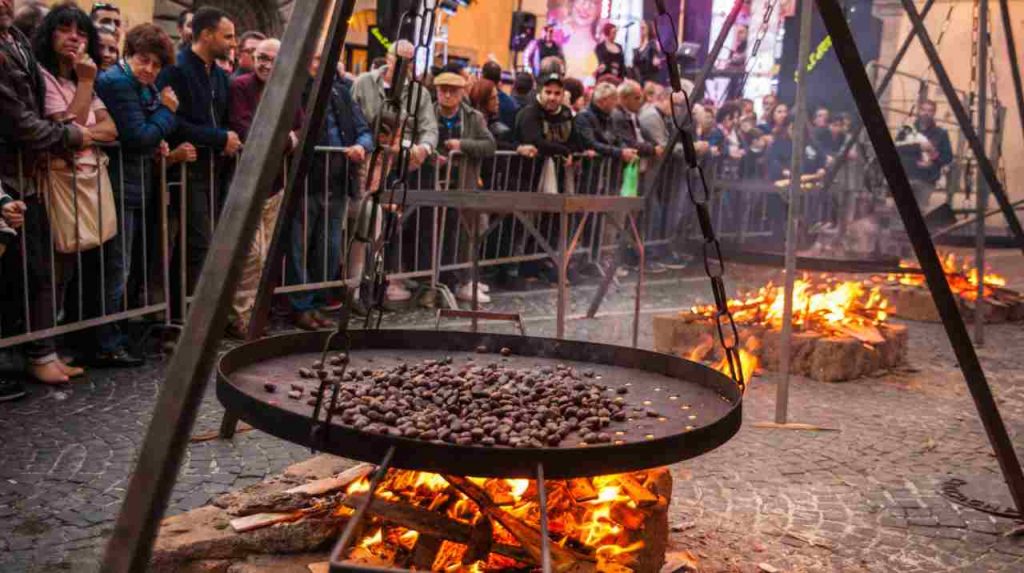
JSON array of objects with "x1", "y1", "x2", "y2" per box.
[{"x1": 255, "y1": 54, "x2": 276, "y2": 64}]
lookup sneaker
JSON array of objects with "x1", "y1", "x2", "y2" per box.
[
  {"x1": 662, "y1": 253, "x2": 691, "y2": 270},
  {"x1": 645, "y1": 261, "x2": 668, "y2": 274},
  {"x1": 385, "y1": 280, "x2": 412, "y2": 302},
  {"x1": 615, "y1": 267, "x2": 630, "y2": 279},
  {"x1": 0, "y1": 379, "x2": 27, "y2": 402},
  {"x1": 456, "y1": 283, "x2": 492, "y2": 304}
]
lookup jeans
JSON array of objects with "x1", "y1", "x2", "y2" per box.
[{"x1": 287, "y1": 190, "x2": 348, "y2": 312}]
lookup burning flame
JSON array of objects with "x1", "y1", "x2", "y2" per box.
[
  {"x1": 342, "y1": 470, "x2": 657, "y2": 570},
  {"x1": 711, "y1": 337, "x2": 760, "y2": 382},
  {"x1": 887, "y1": 253, "x2": 1007, "y2": 302},
  {"x1": 692, "y1": 275, "x2": 890, "y2": 335}
]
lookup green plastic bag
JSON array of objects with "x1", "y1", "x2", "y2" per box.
[{"x1": 620, "y1": 161, "x2": 639, "y2": 197}]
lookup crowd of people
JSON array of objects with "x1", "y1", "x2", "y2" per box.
[{"x1": 0, "y1": 1, "x2": 954, "y2": 403}]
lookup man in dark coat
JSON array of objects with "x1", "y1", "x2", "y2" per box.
[{"x1": 156, "y1": 6, "x2": 240, "y2": 314}]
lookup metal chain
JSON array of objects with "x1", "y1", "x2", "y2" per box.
[
  {"x1": 909, "y1": 4, "x2": 956, "y2": 120},
  {"x1": 732, "y1": 0, "x2": 779, "y2": 100},
  {"x1": 963, "y1": 0, "x2": 980, "y2": 199},
  {"x1": 365, "y1": 0, "x2": 438, "y2": 330},
  {"x1": 309, "y1": 0, "x2": 439, "y2": 452},
  {"x1": 654, "y1": 1, "x2": 746, "y2": 391}
]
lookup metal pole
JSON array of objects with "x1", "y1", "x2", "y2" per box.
[
  {"x1": 998, "y1": 0, "x2": 1024, "y2": 150},
  {"x1": 100, "y1": 2, "x2": 348, "y2": 571},
  {"x1": 974, "y1": 0, "x2": 988, "y2": 345},
  {"x1": 899, "y1": 0, "x2": 1024, "y2": 254},
  {"x1": 776, "y1": 0, "x2": 813, "y2": 425},
  {"x1": 816, "y1": 0, "x2": 1024, "y2": 516},
  {"x1": 817, "y1": 0, "x2": 937, "y2": 196}
]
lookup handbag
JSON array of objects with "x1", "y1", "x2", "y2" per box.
[{"x1": 41, "y1": 152, "x2": 118, "y2": 253}]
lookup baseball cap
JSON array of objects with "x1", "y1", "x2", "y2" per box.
[{"x1": 541, "y1": 71, "x2": 564, "y2": 87}]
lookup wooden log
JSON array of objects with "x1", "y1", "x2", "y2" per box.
[
  {"x1": 463, "y1": 517, "x2": 494, "y2": 565},
  {"x1": 482, "y1": 479, "x2": 515, "y2": 506},
  {"x1": 615, "y1": 474, "x2": 658, "y2": 508},
  {"x1": 229, "y1": 511, "x2": 304, "y2": 533},
  {"x1": 285, "y1": 463, "x2": 374, "y2": 496},
  {"x1": 410, "y1": 534, "x2": 444, "y2": 570},
  {"x1": 442, "y1": 475, "x2": 597, "y2": 573},
  {"x1": 341, "y1": 492, "x2": 533, "y2": 565},
  {"x1": 567, "y1": 478, "x2": 598, "y2": 503},
  {"x1": 609, "y1": 504, "x2": 645, "y2": 531}
]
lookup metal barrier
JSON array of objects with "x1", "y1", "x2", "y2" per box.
[
  {"x1": 0, "y1": 140, "x2": 720, "y2": 352},
  {"x1": 1, "y1": 143, "x2": 171, "y2": 350}
]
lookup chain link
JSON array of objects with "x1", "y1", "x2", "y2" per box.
[
  {"x1": 654, "y1": 1, "x2": 746, "y2": 391},
  {"x1": 310, "y1": 0, "x2": 439, "y2": 451}
]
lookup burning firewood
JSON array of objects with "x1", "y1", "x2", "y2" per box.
[
  {"x1": 614, "y1": 475, "x2": 658, "y2": 508},
  {"x1": 341, "y1": 492, "x2": 534, "y2": 565},
  {"x1": 609, "y1": 504, "x2": 646, "y2": 531},
  {"x1": 463, "y1": 517, "x2": 494, "y2": 564},
  {"x1": 567, "y1": 478, "x2": 599, "y2": 503},
  {"x1": 442, "y1": 475, "x2": 598, "y2": 572}
]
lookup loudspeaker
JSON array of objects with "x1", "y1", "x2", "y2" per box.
[{"x1": 510, "y1": 11, "x2": 536, "y2": 51}]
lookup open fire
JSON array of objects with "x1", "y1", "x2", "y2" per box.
[
  {"x1": 337, "y1": 468, "x2": 670, "y2": 572},
  {"x1": 655, "y1": 274, "x2": 907, "y2": 382},
  {"x1": 875, "y1": 253, "x2": 1024, "y2": 323},
  {"x1": 884, "y1": 252, "x2": 1008, "y2": 302}
]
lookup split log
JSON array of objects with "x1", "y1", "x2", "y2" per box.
[
  {"x1": 229, "y1": 512, "x2": 304, "y2": 533},
  {"x1": 615, "y1": 474, "x2": 658, "y2": 508},
  {"x1": 410, "y1": 534, "x2": 444, "y2": 570},
  {"x1": 285, "y1": 463, "x2": 374, "y2": 496},
  {"x1": 341, "y1": 492, "x2": 534, "y2": 565},
  {"x1": 482, "y1": 479, "x2": 515, "y2": 506},
  {"x1": 567, "y1": 478, "x2": 598, "y2": 503},
  {"x1": 442, "y1": 475, "x2": 597, "y2": 573},
  {"x1": 463, "y1": 517, "x2": 494, "y2": 564},
  {"x1": 609, "y1": 504, "x2": 645, "y2": 531}
]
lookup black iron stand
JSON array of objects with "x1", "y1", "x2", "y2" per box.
[
  {"x1": 100, "y1": 1, "x2": 357, "y2": 571},
  {"x1": 816, "y1": 0, "x2": 1024, "y2": 517}
]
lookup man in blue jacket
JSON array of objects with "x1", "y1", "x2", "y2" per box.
[
  {"x1": 157, "y1": 6, "x2": 240, "y2": 315},
  {"x1": 93, "y1": 23, "x2": 182, "y2": 366},
  {"x1": 285, "y1": 50, "x2": 374, "y2": 330}
]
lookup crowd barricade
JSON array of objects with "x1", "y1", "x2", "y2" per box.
[
  {"x1": 0, "y1": 143, "x2": 673, "y2": 351},
  {"x1": 0, "y1": 143, "x2": 171, "y2": 350}
]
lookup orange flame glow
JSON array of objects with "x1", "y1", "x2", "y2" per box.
[{"x1": 888, "y1": 253, "x2": 1007, "y2": 301}]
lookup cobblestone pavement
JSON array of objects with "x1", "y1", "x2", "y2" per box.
[{"x1": 3, "y1": 257, "x2": 1024, "y2": 572}]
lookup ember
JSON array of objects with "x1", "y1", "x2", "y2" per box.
[{"x1": 337, "y1": 468, "x2": 670, "y2": 572}]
